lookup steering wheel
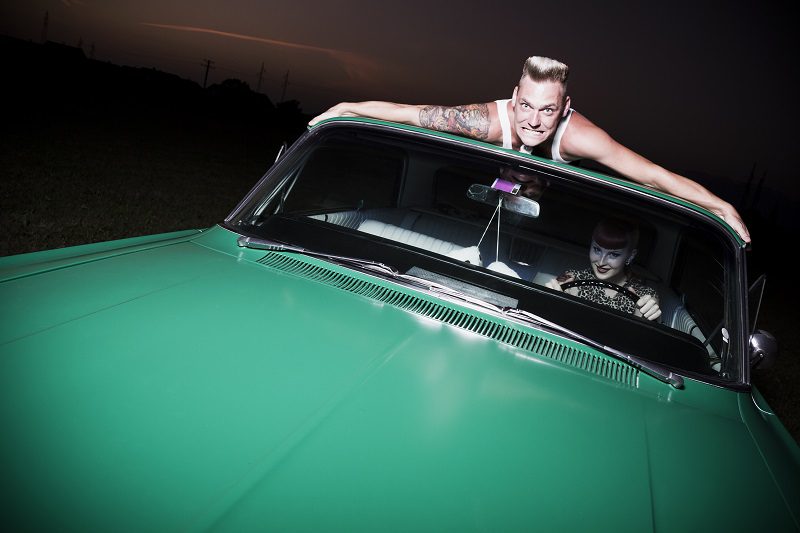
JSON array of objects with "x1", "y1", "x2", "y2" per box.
[{"x1": 560, "y1": 278, "x2": 640, "y2": 305}]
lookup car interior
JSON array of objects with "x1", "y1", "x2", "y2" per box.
[{"x1": 236, "y1": 127, "x2": 739, "y2": 379}]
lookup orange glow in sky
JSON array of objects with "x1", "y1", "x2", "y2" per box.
[{"x1": 140, "y1": 23, "x2": 382, "y2": 82}]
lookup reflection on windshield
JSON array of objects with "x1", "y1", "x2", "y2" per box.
[
  {"x1": 749, "y1": 274, "x2": 766, "y2": 332},
  {"x1": 498, "y1": 167, "x2": 549, "y2": 200},
  {"x1": 232, "y1": 128, "x2": 739, "y2": 383}
]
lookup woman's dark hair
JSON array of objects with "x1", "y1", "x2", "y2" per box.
[{"x1": 591, "y1": 218, "x2": 639, "y2": 250}]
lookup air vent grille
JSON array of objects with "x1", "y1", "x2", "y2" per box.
[{"x1": 257, "y1": 252, "x2": 638, "y2": 386}]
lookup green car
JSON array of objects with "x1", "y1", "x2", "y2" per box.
[{"x1": 1, "y1": 118, "x2": 798, "y2": 531}]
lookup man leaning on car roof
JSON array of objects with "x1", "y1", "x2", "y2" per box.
[{"x1": 310, "y1": 55, "x2": 750, "y2": 244}]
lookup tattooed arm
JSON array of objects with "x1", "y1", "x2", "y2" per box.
[
  {"x1": 309, "y1": 101, "x2": 421, "y2": 126},
  {"x1": 309, "y1": 101, "x2": 502, "y2": 144},
  {"x1": 418, "y1": 104, "x2": 490, "y2": 140}
]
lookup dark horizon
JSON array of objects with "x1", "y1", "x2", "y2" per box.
[
  {"x1": 4, "y1": 28, "x2": 796, "y2": 238},
  {"x1": 2, "y1": 1, "x2": 797, "y2": 202}
]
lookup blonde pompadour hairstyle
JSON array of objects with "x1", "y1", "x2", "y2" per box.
[{"x1": 521, "y1": 56, "x2": 570, "y2": 88}]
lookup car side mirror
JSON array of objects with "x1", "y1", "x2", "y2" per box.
[{"x1": 749, "y1": 329, "x2": 778, "y2": 370}]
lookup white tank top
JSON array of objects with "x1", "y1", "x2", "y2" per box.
[{"x1": 494, "y1": 99, "x2": 575, "y2": 163}]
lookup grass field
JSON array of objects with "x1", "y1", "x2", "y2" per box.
[{"x1": 2, "y1": 97, "x2": 798, "y2": 446}]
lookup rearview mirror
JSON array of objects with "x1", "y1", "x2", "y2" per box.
[{"x1": 467, "y1": 183, "x2": 540, "y2": 218}]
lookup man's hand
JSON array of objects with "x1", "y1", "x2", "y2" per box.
[
  {"x1": 716, "y1": 203, "x2": 751, "y2": 244},
  {"x1": 309, "y1": 103, "x2": 352, "y2": 126},
  {"x1": 308, "y1": 101, "x2": 422, "y2": 128},
  {"x1": 636, "y1": 295, "x2": 661, "y2": 321}
]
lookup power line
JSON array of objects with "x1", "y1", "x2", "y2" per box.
[
  {"x1": 256, "y1": 62, "x2": 265, "y2": 93},
  {"x1": 41, "y1": 11, "x2": 48, "y2": 43},
  {"x1": 201, "y1": 58, "x2": 214, "y2": 88},
  {"x1": 280, "y1": 70, "x2": 289, "y2": 102}
]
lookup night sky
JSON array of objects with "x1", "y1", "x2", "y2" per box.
[{"x1": 2, "y1": 0, "x2": 797, "y2": 220}]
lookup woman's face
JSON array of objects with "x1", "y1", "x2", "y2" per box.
[{"x1": 589, "y1": 239, "x2": 635, "y2": 285}]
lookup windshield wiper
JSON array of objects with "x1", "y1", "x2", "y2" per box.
[
  {"x1": 238, "y1": 235, "x2": 684, "y2": 389},
  {"x1": 237, "y1": 236, "x2": 399, "y2": 276},
  {"x1": 502, "y1": 308, "x2": 684, "y2": 389},
  {"x1": 239, "y1": 236, "x2": 503, "y2": 311}
]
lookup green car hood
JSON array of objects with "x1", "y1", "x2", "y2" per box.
[{"x1": 0, "y1": 227, "x2": 796, "y2": 531}]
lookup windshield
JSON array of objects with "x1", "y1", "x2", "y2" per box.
[{"x1": 229, "y1": 124, "x2": 743, "y2": 384}]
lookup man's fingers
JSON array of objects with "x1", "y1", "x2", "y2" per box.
[{"x1": 722, "y1": 209, "x2": 751, "y2": 243}]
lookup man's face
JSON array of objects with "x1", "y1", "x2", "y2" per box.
[
  {"x1": 589, "y1": 239, "x2": 634, "y2": 284},
  {"x1": 498, "y1": 167, "x2": 547, "y2": 199},
  {"x1": 512, "y1": 76, "x2": 568, "y2": 148}
]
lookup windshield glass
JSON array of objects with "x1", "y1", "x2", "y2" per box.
[{"x1": 230, "y1": 125, "x2": 742, "y2": 384}]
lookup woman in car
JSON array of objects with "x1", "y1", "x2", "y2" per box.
[{"x1": 546, "y1": 218, "x2": 661, "y2": 321}]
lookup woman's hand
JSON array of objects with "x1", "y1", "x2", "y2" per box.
[
  {"x1": 636, "y1": 295, "x2": 661, "y2": 321},
  {"x1": 545, "y1": 272, "x2": 574, "y2": 291}
]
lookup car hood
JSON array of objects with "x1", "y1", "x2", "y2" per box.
[{"x1": 0, "y1": 227, "x2": 795, "y2": 531}]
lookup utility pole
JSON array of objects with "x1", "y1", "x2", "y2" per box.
[
  {"x1": 280, "y1": 69, "x2": 289, "y2": 102},
  {"x1": 256, "y1": 62, "x2": 265, "y2": 94},
  {"x1": 41, "y1": 11, "x2": 48, "y2": 43},
  {"x1": 201, "y1": 58, "x2": 215, "y2": 88}
]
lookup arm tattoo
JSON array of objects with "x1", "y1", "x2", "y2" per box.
[{"x1": 419, "y1": 104, "x2": 490, "y2": 140}]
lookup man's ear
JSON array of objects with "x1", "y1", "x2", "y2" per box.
[
  {"x1": 512, "y1": 86, "x2": 518, "y2": 106},
  {"x1": 562, "y1": 95, "x2": 571, "y2": 116}
]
